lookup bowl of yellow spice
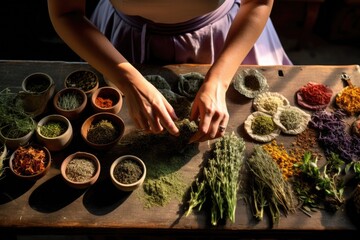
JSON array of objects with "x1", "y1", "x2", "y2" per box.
[{"x1": 61, "y1": 152, "x2": 100, "y2": 189}]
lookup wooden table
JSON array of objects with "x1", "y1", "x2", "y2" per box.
[{"x1": 0, "y1": 60, "x2": 359, "y2": 239}]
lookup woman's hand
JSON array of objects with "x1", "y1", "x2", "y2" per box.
[
  {"x1": 123, "y1": 78, "x2": 180, "y2": 136},
  {"x1": 189, "y1": 79, "x2": 229, "y2": 143}
]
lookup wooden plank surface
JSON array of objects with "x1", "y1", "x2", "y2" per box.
[{"x1": 0, "y1": 60, "x2": 359, "y2": 238}]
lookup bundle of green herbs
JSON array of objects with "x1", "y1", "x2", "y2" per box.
[
  {"x1": 293, "y1": 151, "x2": 345, "y2": 214},
  {"x1": 0, "y1": 88, "x2": 35, "y2": 138},
  {"x1": 186, "y1": 132, "x2": 246, "y2": 226},
  {"x1": 246, "y1": 145, "x2": 296, "y2": 227}
]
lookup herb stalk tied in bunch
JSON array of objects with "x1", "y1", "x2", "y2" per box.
[{"x1": 185, "y1": 132, "x2": 246, "y2": 226}]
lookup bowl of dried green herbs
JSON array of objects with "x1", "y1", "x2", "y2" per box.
[
  {"x1": 110, "y1": 155, "x2": 146, "y2": 192},
  {"x1": 53, "y1": 87, "x2": 88, "y2": 120},
  {"x1": 64, "y1": 69, "x2": 99, "y2": 95},
  {"x1": 81, "y1": 112, "x2": 125, "y2": 150},
  {"x1": 61, "y1": 151, "x2": 100, "y2": 189}
]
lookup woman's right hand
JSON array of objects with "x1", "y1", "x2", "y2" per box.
[{"x1": 122, "y1": 77, "x2": 180, "y2": 136}]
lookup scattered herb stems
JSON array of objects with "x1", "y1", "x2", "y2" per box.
[
  {"x1": 186, "y1": 132, "x2": 246, "y2": 226},
  {"x1": 247, "y1": 145, "x2": 296, "y2": 227}
]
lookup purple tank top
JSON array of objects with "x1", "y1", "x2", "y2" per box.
[{"x1": 91, "y1": 0, "x2": 292, "y2": 65}]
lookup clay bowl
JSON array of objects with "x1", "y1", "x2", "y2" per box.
[
  {"x1": 110, "y1": 155, "x2": 146, "y2": 192},
  {"x1": 53, "y1": 87, "x2": 88, "y2": 120},
  {"x1": 81, "y1": 112, "x2": 125, "y2": 151},
  {"x1": 0, "y1": 117, "x2": 36, "y2": 151},
  {"x1": 91, "y1": 86, "x2": 123, "y2": 114},
  {"x1": 21, "y1": 72, "x2": 56, "y2": 117},
  {"x1": 64, "y1": 69, "x2": 99, "y2": 95},
  {"x1": 9, "y1": 144, "x2": 51, "y2": 181},
  {"x1": 61, "y1": 151, "x2": 101, "y2": 189},
  {"x1": 36, "y1": 114, "x2": 73, "y2": 152}
]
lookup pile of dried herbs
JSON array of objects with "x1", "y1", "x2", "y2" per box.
[
  {"x1": 309, "y1": 110, "x2": 360, "y2": 162},
  {"x1": 293, "y1": 152, "x2": 345, "y2": 213},
  {"x1": 186, "y1": 132, "x2": 246, "y2": 225},
  {"x1": 246, "y1": 145, "x2": 296, "y2": 227}
]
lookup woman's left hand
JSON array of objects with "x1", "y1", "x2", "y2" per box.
[{"x1": 189, "y1": 79, "x2": 229, "y2": 143}]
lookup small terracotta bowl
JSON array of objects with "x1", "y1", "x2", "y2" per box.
[
  {"x1": 110, "y1": 155, "x2": 146, "y2": 192},
  {"x1": 91, "y1": 86, "x2": 123, "y2": 114},
  {"x1": 61, "y1": 152, "x2": 101, "y2": 189},
  {"x1": 9, "y1": 144, "x2": 51, "y2": 181},
  {"x1": 81, "y1": 112, "x2": 125, "y2": 151},
  {"x1": 21, "y1": 72, "x2": 56, "y2": 117},
  {"x1": 53, "y1": 87, "x2": 88, "y2": 120},
  {"x1": 36, "y1": 114, "x2": 73, "y2": 152},
  {"x1": 64, "y1": 69, "x2": 99, "y2": 95},
  {"x1": 0, "y1": 117, "x2": 36, "y2": 151}
]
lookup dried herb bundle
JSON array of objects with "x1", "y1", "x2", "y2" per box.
[
  {"x1": 186, "y1": 132, "x2": 246, "y2": 225},
  {"x1": 247, "y1": 145, "x2": 296, "y2": 227}
]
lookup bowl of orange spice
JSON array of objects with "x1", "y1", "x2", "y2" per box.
[
  {"x1": 9, "y1": 144, "x2": 51, "y2": 181},
  {"x1": 91, "y1": 86, "x2": 123, "y2": 114}
]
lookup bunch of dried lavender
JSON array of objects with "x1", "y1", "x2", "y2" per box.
[{"x1": 186, "y1": 132, "x2": 246, "y2": 225}]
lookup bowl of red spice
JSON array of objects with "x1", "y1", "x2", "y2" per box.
[
  {"x1": 91, "y1": 86, "x2": 123, "y2": 114},
  {"x1": 81, "y1": 112, "x2": 125, "y2": 151},
  {"x1": 110, "y1": 155, "x2": 146, "y2": 192},
  {"x1": 61, "y1": 151, "x2": 101, "y2": 189},
  {"x1": 9, "y1": 144, "x2": 51, "y2": 181}
]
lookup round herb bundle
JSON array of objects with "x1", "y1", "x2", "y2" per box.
[
  {"x1": 177, "y1": 72, "x2": 205, "y2": 100},
  {"x1": 273, "y1": 106, "x2": 311, "y2": 135},
  {"x1": 253, "y1": 92, "x2": 290, "y2": 115},
  {"x1": 244, "y1": 111, "x2": 280, "y2": 142},
  {"x1": 233, "y1": 69, "x2": 269, "y2": 98},
  {"x1": 144, "y1": 75, "x2": 171, "y2": 90}
]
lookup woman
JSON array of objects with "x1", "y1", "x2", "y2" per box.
[{"x1": 48, "y1": 0, "x2": 291, "y2": 143}]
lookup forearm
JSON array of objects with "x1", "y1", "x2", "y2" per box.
[
  {"x1": 207, "y1": 0, "x2": 274, "y2": 88},
  {"x1": 47, "y1": 0, "x2": 141, "y2": 92}
]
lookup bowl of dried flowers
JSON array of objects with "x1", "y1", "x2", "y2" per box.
[
  {"x1": 64, "y1": 69, "x2": 99, "y2": 95},
  {"x1": 91, "y1": 86, "x2": 123, "y2": 114},
  {"x1": 110, "y1": 155, "x2": 146, "y2": 192},
  {"x1": 9, "y1": 144, "x2": 51, "y2": 181},
  {"x1": 61, "y1": 151, "x2": 100, "y2": 189},
  {"x1": 81, "y1": 112, "x2": 125, "y2": 150},
  {"x1": 53, "y1": 87, "x2": 88, "y2": 120},
  {"x1": 36, "y1": 114, "x2": 73, "y2": 152}
]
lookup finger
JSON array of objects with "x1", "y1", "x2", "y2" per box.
[
  {"x1": 158, "y1": 102, "x2": 179, "y2": 136},
  {"x1": 146, "y1": 114, "x2": 163, "y2": 134},
  {"x1": 189, "y1": 108, "x2": 213, "y2": 143}
]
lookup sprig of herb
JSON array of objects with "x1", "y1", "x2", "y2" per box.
[
  {"x1": 186, "y1": 132, "x2": 246, "y2": 225},
  {"x1": 294, "y1": 152, "x2": 345, "y2": 212}
]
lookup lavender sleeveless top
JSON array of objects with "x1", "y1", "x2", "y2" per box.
[{"x1": 90, "y1": 0, "x2": 292, "y2": 65}]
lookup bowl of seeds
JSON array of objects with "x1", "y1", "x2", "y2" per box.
[{"x1": 61, "y1": 151, "x2": 100, "y2": 189}]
